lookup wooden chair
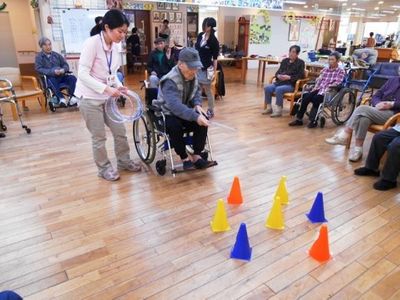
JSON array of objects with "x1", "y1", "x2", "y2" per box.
[
  {"x1": 0, "y1": 67, "x2": 46, "y2": 120},
  {"x1": 346, "y1": 97, "x2": 400, "y2": 149},
  {"x1": 265, "y1": 70, "x2": 310, "y2": 112}
]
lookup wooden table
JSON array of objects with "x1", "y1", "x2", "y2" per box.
[{"x1": 217, "y1": 56, "x2": 280, "y2": 85}]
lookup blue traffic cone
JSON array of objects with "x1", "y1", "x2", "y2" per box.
[
  {"x1": 230, "y1": 223, "x2": 252, "y2": 261},
  {"x1": 306, "y1": 192, "x2": 328, "y2": 223}
]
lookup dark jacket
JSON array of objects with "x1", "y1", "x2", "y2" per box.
[
  {"x1": 147, "y1": 49, "x2": 175, "y2": 79},
  {"x1": 35, "y1": 51, "x2": 69, "y2": 77},
  {"x1": 127, "y1": 34, "x2": 140, "y2": 56},
  {"x1": 371, "y1": 77, "x2": 400, "y2": 113},
  {"x1": 195, "y1": 32, "x2": 219, "y2": 70},
  {"x1": 275, "y1": 58, "x2": 305, "y2": 86},
  {"x1": 215, "y1": 63, "x2": 225, "y2": 97}
]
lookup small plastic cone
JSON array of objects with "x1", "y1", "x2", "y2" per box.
[
  {"x1": 265, "y1": 196, "x2": 285, "y2": 230},
  {"x1": 306, "y1": 192, "x2": 328, "y2": 223},
  {"x1": 210, "y1": 199, "x2": 231, "y2": 232},
  {"x1": 230, "y1": 223, "x2": 252, "y2": 261},
  {"x1": 227, "y1": 176, "x2": 243, "y2": 205},
  {"x1": 309, "y1": 224, "x2": 331, "y2": 263},
  {"x1": 275, "y1": 176, "x2": 289, "y2": 205}
]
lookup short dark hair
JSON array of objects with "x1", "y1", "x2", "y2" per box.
[
  {"x1": 289, "y1": 45, "x2": 301, "y2": 54},
  {"x1": 95, "y1": 16, "x2": 103, "y2": 25},
  {"x1": 369, "y1": 32, "x2": 374, "y2": 37},
  {"x1": 163, "y1": 19, "x2": 169, "y2": 25},
  {"x1": 132, "y1": 27, "x2": 137, "y2": 33},
  {"x1": 329, "y1": 51, "x2": 341, "y2": 61},
  {"x1": 101, "y1": 9, "x2": 129, "y2": 31}
]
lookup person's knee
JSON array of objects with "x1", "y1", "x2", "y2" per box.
[
  {"x1": 149, "y1": 75, "x2": 159, "y2": 88},
  {"x1": 264, "y1": 84, "x2": 275, "y2": 94},
  {"x1": 387, "y1": 139, "x2": 400, "y2": 156}
]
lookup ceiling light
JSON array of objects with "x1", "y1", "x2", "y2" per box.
[
  {"x1": 329, "y1": 7, "x2": 333, "y2": 10},
  {"x1": 352, "y1": 7, "x2": 366, "y2": 11},
  {"x1": 392, "y1": 5, "x2": 400, "y2": 9},
  {"x1": 289, "y1": 6, "x2": 293, "y2": 9},
  {"x1": 342, "y1": 3, "x2": 347, "y2": 6},
  {"x1": 374, "y1": 7, "x2": 379, "y2": 10},
  {"x1": 378, "y1": 1, "x2": 384, "y2": 4},
  {"x1": 346, "y1": 8, "x2": 351, "y2": 11},
  {"x1": 334, "y1": 0, "x2": 347, "y2": 2},
  {"x1": 284, "y1": 0, "x2": 306, "y2": 4},
  {"x1": 352, "y1": 3, "x2": 356, "y2": 5},
  {"x1": 382, "y1": 10, "x2": 394, "y2": 13},
  {"x1": 304, "y1": 5, "x2": 308, "y2": 8}
]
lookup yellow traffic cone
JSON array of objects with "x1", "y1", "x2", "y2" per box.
[
  {"x1": 210, "y1": 199, "x2": 231, "y2": 233},
  {"x1": 265, "y1": 196, "x2": 285, "y2": 230},
  {"x1": 275, "y1": 176, "x2": 289, "y2": 205}
]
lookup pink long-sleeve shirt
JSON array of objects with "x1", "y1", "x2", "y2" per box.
[{"x1": 75, "y1": 32, "x2": 122, "y2": 100}]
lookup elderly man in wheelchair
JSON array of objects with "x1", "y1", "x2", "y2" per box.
[
  {"x1": 134, "y1": 48, "x2": 215, "y2": 175},
  {"x1": 35, "y1": 37, "x2": 78, "y2": 110}
]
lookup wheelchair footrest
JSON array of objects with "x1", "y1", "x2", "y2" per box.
[{"x1": 173, "y1": 160, "x2": 218, "y2": 173}]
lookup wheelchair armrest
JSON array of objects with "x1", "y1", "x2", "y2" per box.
[{"x1": 327, "y1": 85, "x2": 342, "y2": 92}]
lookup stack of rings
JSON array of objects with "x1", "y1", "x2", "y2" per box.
[{"x1": 105, "y1": 90, "x2": 144, "y2": 123}]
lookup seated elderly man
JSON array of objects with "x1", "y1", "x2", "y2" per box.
[
  {"x1": 326, "y1": 76, "x2": 400, "y2": 162},
  {"x1": 354, "y1": 125, "x2": 400, "y2": 191},
  {"x1": 289, "y1": 51, "x2": 345, "y2": 128},
  {"x1": 263, "y1": 45, "x2": 305, "y2": 117},
  {"x1": 147, "y1": 38, "x2": 175, "y2": 88},
  {"x1": 155, "y1": 48, "x2": 210, "y2": 170},
  {"x1": 35, "y1": 37, "x2": 77, "y2": 107}
]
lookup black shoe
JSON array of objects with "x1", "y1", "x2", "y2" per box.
[
  {"x1": 59, "y1": 101, "x2": 67, "y2": 108},
  {"x1": 183, "y1": 160, "x2": 194, "y2": 170},
  {"x1": 289, "y1": 119, "x2": 303, "y2": 126},
  {"x1": 354, "y1": 167, "x2": 380, "y2": 177},
  {"x1": 193, "y1": 158, "x2": 208, "y2": 169},
  {"x1": 0, "y1": 132, "x2": 5, "y2": 138},
  {"x1": 307, "y1": 121, "x2": 318, "y2": 128},
  {"x1": 373, "y1": 179, "x2": 397, "y2": 191}
]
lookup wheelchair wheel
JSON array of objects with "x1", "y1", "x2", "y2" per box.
[
  {"x1": 133, "y1": 111, "x2": 156, "y2": 164},
  {"x1": 331, "y1": 88, "x2": 355, "y2": 125},
  {"x1": 48, "y1": 102, "x2": 56, "y2": 112},
  {"x1": 156, "y1": 159, "x2": 167, "y2": 176}
]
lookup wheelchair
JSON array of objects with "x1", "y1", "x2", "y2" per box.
[
  {"x1": 132, "y1": 85, "x2": 217, "y2": 176},
  {"x1": 38, "y1": 73, "x2": 77, "y2": 112},
  {"x1": 291, "y1": 63, "x2": 379, "y2": 127}
]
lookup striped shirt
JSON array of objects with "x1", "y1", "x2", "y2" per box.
[{"x1": 314, "y1": 66, "x2": 346, "y2": 95}]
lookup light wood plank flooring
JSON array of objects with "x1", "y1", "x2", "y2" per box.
[{"x1": 0, "y1": 68, "x2": 399, "y2": 299}]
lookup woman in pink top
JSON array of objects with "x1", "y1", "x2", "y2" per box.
[{"x1": 75, "y1": 9, "x2": 141, "y2": 181}]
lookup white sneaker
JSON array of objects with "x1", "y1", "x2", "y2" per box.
[
  {"x1": 59, "y1": 98, "x2": 67, "y2": 107},
  {"x1": 69, "y1": 96, "x2": 78, "y2": 106},
  {"x1": 349, "y1": 149, "x2": 363, "y2": 162},
  {"x1": 262, "y1": 107, "x2": 273, "y2": 115},
  {"x1": 325, "y1": 134, "x2": 347, "y2": 146},
  {"x1": 270, "y1": 106, "x2": 283, "y2": 118}
]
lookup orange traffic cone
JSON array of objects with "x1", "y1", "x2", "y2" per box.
[
  {"x1": 309, "y1": 224, "x2": 331, "y2": 263},
  {"x1": 227, "y1": 176, "x2": 243, "y2": 205}
]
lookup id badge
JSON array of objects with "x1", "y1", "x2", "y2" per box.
[{"x1": 106, "y1": 75, "x2": 117, "y2": 87}]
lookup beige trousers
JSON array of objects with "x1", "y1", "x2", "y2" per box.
[{"x1": 79, "y1": 99, "x2": 131, "y2": 174}]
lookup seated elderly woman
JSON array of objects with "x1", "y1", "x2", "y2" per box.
[
  {"x1": 35, "y1": 37, "x2": 77, "y2": 107},
  {"x1": 325, "y1": 76, "x2": 400, "y2": 162},
  {"x1": 289, "y1": 52, "x2": 346, "y2": 128},
  {"x1": 154, "y1": 47, "x2": 210, "y2": 170}
]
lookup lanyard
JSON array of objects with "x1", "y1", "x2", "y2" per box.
[{"x1": 100, "y1": 32, "x2": 113, "y2": 75}]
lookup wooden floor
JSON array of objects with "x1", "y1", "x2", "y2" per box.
[{"x1": 0, "y1": 68, "x2": 399, "y2": 300}]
